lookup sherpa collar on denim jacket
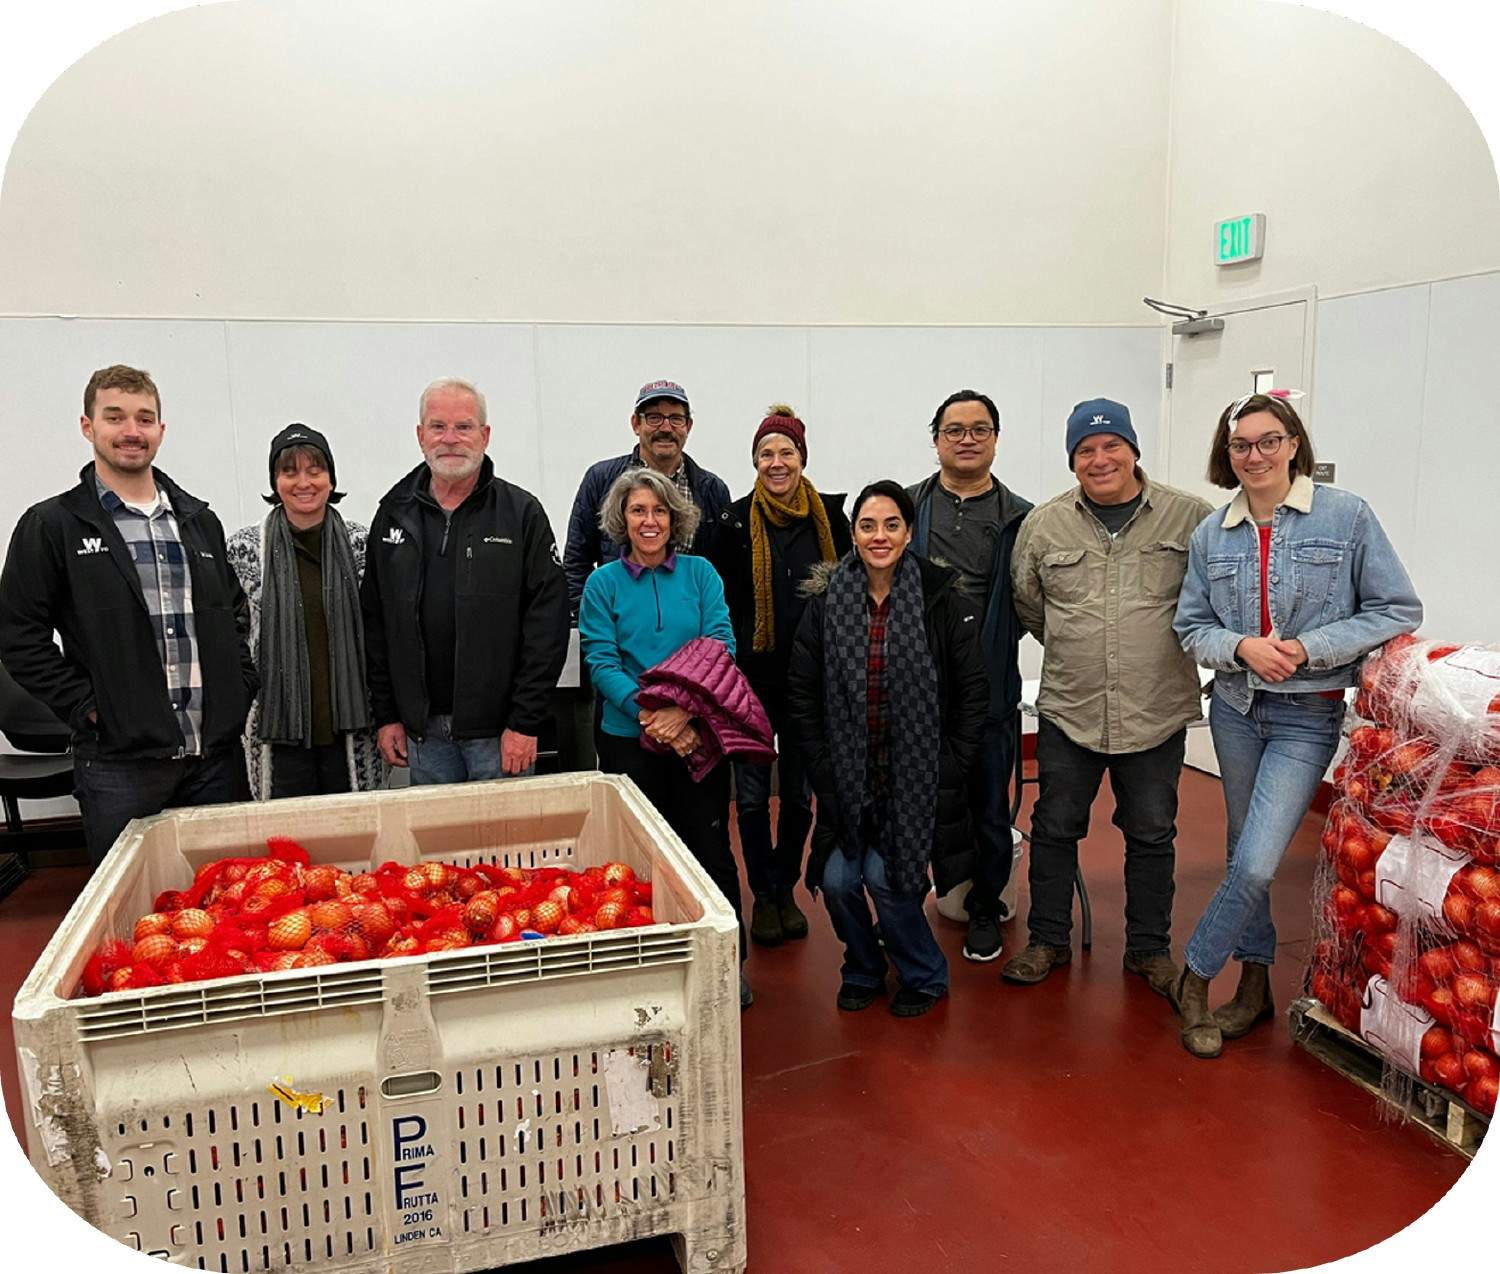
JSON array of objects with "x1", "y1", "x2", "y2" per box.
[{"x1": 1220, "y1": 472, "x2": 1315, "y2": 530}]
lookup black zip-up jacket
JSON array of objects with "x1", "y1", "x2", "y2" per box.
[
  {"x1": 0, "y1": 464, "x2": 258, "y2": 760},
  {"x1": 360, "y1": 456, "x2": 569, "y2": 740},
  {"x1": 908, "y1": 472, "x2": 1033, "y2": 719}
]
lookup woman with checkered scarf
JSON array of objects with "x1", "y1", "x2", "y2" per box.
[{"x1": 787, "y1": 480, "x2": 989, "y2": 1017}]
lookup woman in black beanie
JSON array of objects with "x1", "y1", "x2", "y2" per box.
[{"x1": 227, "y1": 425, "x2": 384, "y2": 798}]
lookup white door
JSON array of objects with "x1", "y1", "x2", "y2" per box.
[{"x1": 1162, "y1": 288, "x2": 1315, "y2": 775}]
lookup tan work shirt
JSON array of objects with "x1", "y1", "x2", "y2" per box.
[{"x1": 1011, "y1": 472, "x2": 1213, "y2": 754}]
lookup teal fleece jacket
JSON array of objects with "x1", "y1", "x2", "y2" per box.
[{"x1": 578, "y1": 553, "x2": 736, "y2": 738}]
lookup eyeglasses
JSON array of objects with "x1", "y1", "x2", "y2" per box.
[
  {"x1": 939, "y1": 424, "x2": 996, "y2": 441},
  {"x1": 424, "y1": 421, "x2": 481, "y2": 438},
  {"x1": 640, "y1": 412, "x2": 689, "y2": 429},
  {"x1": 1226, "y1": 433, "x2": 1289, "y2": 458}
]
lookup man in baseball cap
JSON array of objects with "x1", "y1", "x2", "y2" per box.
[{"x1": 562, "y1": 379, "x2": 730, "y2": 613}]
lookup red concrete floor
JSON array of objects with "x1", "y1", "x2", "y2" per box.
[{"x1": 0, "y1": 768, "x2": 1485, "y2": 1273}]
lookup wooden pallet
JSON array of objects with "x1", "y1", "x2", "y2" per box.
[{"x1": 1288, "y1": 997, "x2": 1489, "y2": 1159}]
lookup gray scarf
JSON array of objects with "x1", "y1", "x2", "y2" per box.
[
  {"x1": 822, "y1": 550, "x2": 940, "y2": 896},
  {"x1": 257, "y1": 506, "x2": 369, "y2": 744}
]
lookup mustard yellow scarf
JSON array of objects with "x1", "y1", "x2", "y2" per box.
[{"x1": 750, "y1": 476, "x2": 838, "y2": 652}]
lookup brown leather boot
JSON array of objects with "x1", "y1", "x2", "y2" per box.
[
  {"x1": 1172, "y1": 968, "x2": 1222, "y2": 1059},
  {"x1": 1212, "y1": 962, "x2": 1274, "y2": 1039}
]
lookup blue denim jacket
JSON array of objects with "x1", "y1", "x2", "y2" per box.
[{"x1": 1173, "y1": 475, "x2": 1422, "y2": 713}]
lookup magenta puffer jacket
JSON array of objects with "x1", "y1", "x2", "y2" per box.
[{"x1": 635, "y1": 637, "x2": 777, "y2": 781}]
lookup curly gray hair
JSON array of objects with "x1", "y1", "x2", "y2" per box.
[{"x1": 598, "y1": 467, "x2": 701, "y2": 548}]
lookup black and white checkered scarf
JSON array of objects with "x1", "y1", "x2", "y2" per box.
[{"x1": 822, "y1": 550, "x2": 940, "y2": 896}]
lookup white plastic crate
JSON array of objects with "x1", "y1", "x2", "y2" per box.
[{"x1": 13, "y1": 772, "x2": 745, "y2": 1273}]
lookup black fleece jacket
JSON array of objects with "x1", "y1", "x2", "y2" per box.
[
  {"x1": 360, "y1": 456, "x2": 569, "y2": 739},
  {"x1": 0, "y1": 464, "x2": 257, "y2": 760}
]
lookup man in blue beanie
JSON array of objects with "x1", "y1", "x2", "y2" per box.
[{"x1": 1003, "y1": 398, "x2": 1212, "y2": 997}]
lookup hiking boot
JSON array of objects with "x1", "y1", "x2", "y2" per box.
[
  {"x1": 837, "y1": 979, "x2": 884, "y2": 1012},
  {"x1": 963, "y1": 910, "x2": 1004, "y2": 963},
  {"x1": 1000, "y1": 942, "x2": 1072, "y2": 985},
  {"x1": 1172, "y1": 967, "x2": 1222, "y2": 1058},
  {"x1": 776, "y1": 889, "x2": 809, "y2": 941},
  {"x1": 1123, "y1": 951, "x2": 1180, "y2": 999},
  {"x1": 1213, "y1": 962, "x2": 1274, "y2": 1039},
  {"x1": 750, "y1": 895, "x2": 783, "y2": 946},
  {"x1": 890, "y1": 986, "x2": 948, "y2": 1017}
]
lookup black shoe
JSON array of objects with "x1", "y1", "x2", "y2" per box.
[
  {"x1": 890, "y1": 986, "x2": 947, "y2": 1017},
  {"x1": 837, "y1": 979, "x2": 885, "y2": 1012},
  {"x1": 963, "y1": 911, "x2": 1003, "y2": 963},
  {"x1": 776, "y1": 889, "x2": 810, "y2": 941},
  {"x1": 740, "y1": 973, "x2": 754, "y2": 1010},
  {"x1": 750, "y1": 895, "x2": 784, "y2": 946}
]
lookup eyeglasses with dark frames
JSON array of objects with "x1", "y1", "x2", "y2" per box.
[
  {"x1": 1226, "y1": 433, "x2": 1289, "y2": 458},
  {"x1": 939, "y1": 424, "x2": 996, "y2": 441}
]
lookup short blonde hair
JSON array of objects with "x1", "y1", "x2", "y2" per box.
[{"x1": 598, "y1": 468, "x2": 701, "y2": 547}]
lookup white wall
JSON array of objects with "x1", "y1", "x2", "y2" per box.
[
  {"x1": 0, "y1": 318, "x2": 1162, "y2": 556},
  {"x1": 1, "y1": 3, "x2": 1497, "y2": 658},
  {"x1": 0, "y1": 0, "x2": 1175, "y2": 326},
  {"x1": 1164, "y1": 0, "x2": 1500, "y2": 308},
  {"x1": 1314, "y1": 273, "x2": 1500, "y2": 644}
]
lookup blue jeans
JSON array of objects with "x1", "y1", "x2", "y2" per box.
[
  {"x1": 1184, "y1": 691, "x2": 1346, "y2": 978},
  {"x1": 821, "y1": 845, "x2": 947, "y2": 996},
  {"x1": 409, "y1": 715, "x2": 532, "y2": 785},
  {"x1": 962, "y1": 711, "x2": 1019, "y2": 917},
  {"x1": 1026, "y1": 716, "x2": 1184, "y2": 957},
  {"x1": 734, "y1": 738, "x2": 813, "y2": 898},
  {"x1": 74, "y1": 748, "x2": 248, "y2": 867}
]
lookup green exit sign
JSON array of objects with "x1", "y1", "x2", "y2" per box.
[{"x1": 1215, "y1": 213, "x2": 1266, "y2": 266}]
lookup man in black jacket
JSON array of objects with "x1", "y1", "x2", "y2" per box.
[
  {"x1": 909, "y1": 390, "x2": 1033, "y2": 964},
  {"x1": 361, "y1": 377, "x2": 569, "y2": 783},
  {"x1": 0, "y1": 364, "x2": 258, "y2": 865}
]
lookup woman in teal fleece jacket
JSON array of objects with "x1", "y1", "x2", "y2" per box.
[{"x1": 579, "y1": 468, "x2": 750, "y2": 1004}]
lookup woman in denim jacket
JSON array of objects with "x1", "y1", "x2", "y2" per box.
[{"x1": 1170, "y1": 393, "x2": 1421, "y2": 1059}]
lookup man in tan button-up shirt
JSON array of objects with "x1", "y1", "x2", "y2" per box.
[{"x1": 1002, "y1": 398, "x2": 1212, "y2": 996}]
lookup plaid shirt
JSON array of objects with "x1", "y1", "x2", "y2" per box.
[
  {"x1": 865, "y1": 595, "x2": 891, "y2": 815},
  {"x1": 95, "y1": 475, "x2": 204, "y2": 755}
]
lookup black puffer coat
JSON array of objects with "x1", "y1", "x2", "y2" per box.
[{"x1": 786, "y1": 553, "x2": 988, "y2": 895}]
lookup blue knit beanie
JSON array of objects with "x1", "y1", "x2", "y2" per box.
[{"x1": 1066, "y1": 398, "x2": 1139, "y2": 465}]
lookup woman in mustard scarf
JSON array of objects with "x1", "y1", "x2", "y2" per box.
[{"x1": 709, "y1": 406, "x2": 851, "y2": 946}]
